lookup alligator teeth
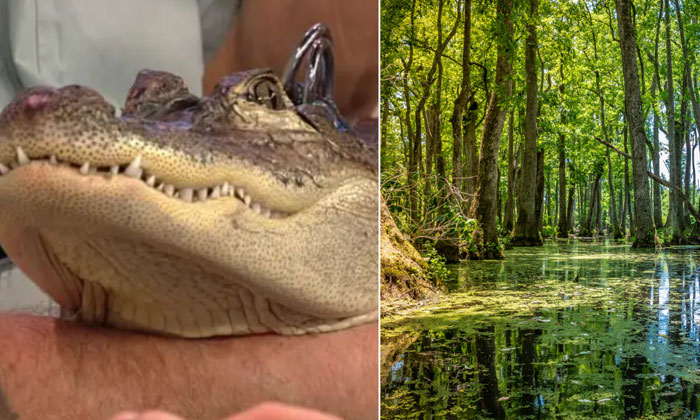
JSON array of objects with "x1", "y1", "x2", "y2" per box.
[
  {"x1": 0, "y1": 152, "x2": 285, "y2": 217},
  {"x1": 179, "y1": 188, "x2": 193, "y2": 202},
  {"x1": 124, "y1": 155, "x2": 142, "y2": 178},
  {"x1": 16, "y1": 147, "x2": 29, "y2": 166}
]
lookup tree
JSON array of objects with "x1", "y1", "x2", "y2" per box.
[
  {"x1": 614, "y1": 0, "x2": 656, "y2": 247},
  {"x1": 468, "y1": 0, "x2": 514, "y2": 259},
  {"x1": 512, "y1": 0, "x2": 542, "y2": 246}
]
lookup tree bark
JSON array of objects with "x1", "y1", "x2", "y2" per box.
[
  {"x1": 664, "y1": 0, "x2": 682, "y2": 242},
  {"x1": 566, "y1": 186, "x2": 575, "y2": 234},
  {"x1": 468, "y1": 0, "x2": 514, "y2": 259},
  {"x1": 403, "y1": 0, "x2": 418, "y2": 224},
  {"x1": 512, "y1": 0, "x2": 542, "y2": 246},
  {"x1": 557, "y1": 78, "x2": 568, "y2": 237},
  {"x1": 450, "y1": 0, "x2": 472, "y2": 194},
  {"x1": 652, "y1": 68, "x2": 664, "y2": 228},
  {"x1": 607, "y1": 148, "x2": 623, "y2": 238},
  {"x1": 535, "y1": 148, "x2": 545, "y2": 232},
  {"x1": 651, "y1": 3, "x2": 664, "y2": 229},
  {"x1": 615, "y1": 0, "x2": 656, "y2": 246},
  {"x1": 623, "y1": 122, "x2": 635, "y2": 235},
  {"x1": 581, "y1": 170, "x2": 603, "y2": 236},
  {"x1": 503, "y1": 109, "x2": 516, "y2": 232}
]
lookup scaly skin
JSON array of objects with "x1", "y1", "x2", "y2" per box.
[{"x1": 0, "y1": 69, "x2": 378, "y2": 337}]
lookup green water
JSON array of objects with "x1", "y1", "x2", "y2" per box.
[{"x1": 381, "y1": 240, "x2": 700, "y2": 419}]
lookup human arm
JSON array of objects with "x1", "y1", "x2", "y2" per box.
[{"x1": 0, "y1": 315, "x2": 377, "y2": 420}]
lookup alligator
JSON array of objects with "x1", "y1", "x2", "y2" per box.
[{"x1": 0, "y1": 25, "x2": 378, "y2": 338}]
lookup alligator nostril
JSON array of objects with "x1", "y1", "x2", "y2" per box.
[{"x1": 23, "y1": 90, "x2": 56, "y2": 112}]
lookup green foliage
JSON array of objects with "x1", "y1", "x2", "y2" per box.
[
  {"x1": 541, "y1": 225, "x2": 558, "y2": 238},
  {"x1": 381, "y1": 0, "x2": 700, "y2": 243},
  {"x1": 423, "y1": 243, "x2": 449, "y2": 283}
]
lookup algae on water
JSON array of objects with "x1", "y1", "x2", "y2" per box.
[{"x1": 382, "y1": 241, "x2": 700, "y2": 419}]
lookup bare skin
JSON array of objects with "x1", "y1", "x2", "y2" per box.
[
  {"x1": 109, "y1": 403, "x2": 343, "y2": 420},
  {"x1": 0, "y1": 316, "x2": 377, "y2": 420}
]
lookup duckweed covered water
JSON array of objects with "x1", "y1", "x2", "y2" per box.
[{"x1": 381, "y1": 240, "x2": 700, "y2": 419}]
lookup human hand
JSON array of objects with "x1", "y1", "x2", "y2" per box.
[{"x1": 109, "y1": 402, "x2": 344, "y2": 420}]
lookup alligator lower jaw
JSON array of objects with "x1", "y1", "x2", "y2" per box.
[
  {"x1": 0, "y1": 161, "x2": 378, "y2": 337},
  {"x1": 0, "y1": 224, "x2": 378, "y2": 337}
]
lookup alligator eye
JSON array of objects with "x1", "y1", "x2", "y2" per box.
[{"x1": 249, "y1": 80, "x2": 285, "y2": 110}]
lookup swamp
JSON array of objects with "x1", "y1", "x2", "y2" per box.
[
  {"x1": 382, "y1": 241, "x2": 700, "y2": 419},
  {"x1": 381, "y1": 0, "x2": 700, "y2": 416}
]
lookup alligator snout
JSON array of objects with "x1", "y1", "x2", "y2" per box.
[
  {"x1": 20, "y1": 87, "x2": 58, "y2": 113},
  {"x1": 2, "y1": 84, "x2": 116, "y2": 127}
]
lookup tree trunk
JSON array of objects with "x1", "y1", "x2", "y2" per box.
[
  {"x1": 652, "y1": 79, "x2": 663, "y2": 228},
  {"x1": 546, "y1": 168, "x2": 551, "y2": 226},
  {"x1": 433, "y1": 60, "x2": 446, "y2": 199},
  {"x1": 403, "y1": 0, "x2": 418, "y2": 224},
  {"x1": 663, "y1": 0, "x2": 682, "y2": 242},
  {"x1": 535, "y1": 148, "x2": 545, "y2": 232},
  {"x1": 682, "y1": 72, "x2": 691, "y2": 227},
  {"x1": 463, "y1": 102, "x2": 479, "y2": 207},
  {"x1": 615, "y1": 0, "x2": 656, "y2": 246},
  {"x1": 380, "y1": 198, "x2": 442, "y2": 300},
  {"x1": 468, "y1": 0, "x2": 514, "y2": 259},
  {"x1": 380, "y1": 94, "x2": 389, "y2": 166},
  {"x1": 423, "y1": 109, "x2": 433, "y2": 220},
  {"x1": 554, "y1": 172, "x2": 559, "y2": 226},
  {"x1": 503, "y1": 109, "x2": 516, "y2": 232},
  {"x1": 567, "y1": 186, "x2": 575, "y2": 234},
  {"x1": 607, "y1": 148, "x2": 623, "y2": 238},
  {"x1": 450, "y1": 0, "x2": 472, "y2": 194},
  {"x1": 512, "y1": 0, "x2": 542, "y2": 246},
  {"x1": 651, "y1": 3, "x2": 664, "y2": 229},
  {"x1": 597, "y1": 178, "x2": 603, "y2": 233},
  {"x1": 581, "y1": 171, "x2": 603, "y2": 236},
  {"x1": 497, "y1": 168, "x2": 503, "y2": 225},
  {"x1": 557, "y1": 82, "x2": 568, "y2": 237}
]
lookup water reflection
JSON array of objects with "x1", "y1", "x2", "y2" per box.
[{"x1": 382, "y1": 241, "x2": 700, "y2": 419}]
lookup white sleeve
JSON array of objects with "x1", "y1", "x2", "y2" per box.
[
  {"x1": 197, "y1": 0, "x2": 240, "y2": 63},
  {"x1": 2, "y1": 0, "x2": 206, "y2": 110}
]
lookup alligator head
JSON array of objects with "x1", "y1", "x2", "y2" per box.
[{"x1": 0, "y1": 67, "x2": 378, "y2": 337}]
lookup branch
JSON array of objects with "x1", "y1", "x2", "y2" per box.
[
  {"x1": 594, "y1": 136, "x2": 630, "y2": 158},
  {"x1": 594, "y1": 136, "x2": 700, "y2": 224}
]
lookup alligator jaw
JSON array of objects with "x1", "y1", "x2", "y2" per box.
[
  {"x1": 0, "y1": 79, "x2": 378, "y2": 337},
  {"x1": 0, "y1": 160, "x2": 377, "y2": 337}
]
